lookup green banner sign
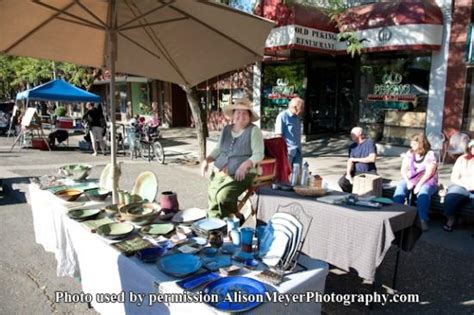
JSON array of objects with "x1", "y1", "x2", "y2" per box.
[{"x1": 371, "y1": 101, "x2": 410, "y2": 110}]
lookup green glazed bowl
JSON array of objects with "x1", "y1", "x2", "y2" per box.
[
  {"x1": 96, "y1": 222, "x2": 134, "y2": 240},
  {"x1": 140, "y1": 223, "x2": 175, "y2": 236},
  {"x1": 67, "y1": 208, "x2": 102, "y2": 221}
]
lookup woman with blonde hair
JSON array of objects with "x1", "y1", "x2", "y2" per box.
[
  {"x1": 442, "y1": 139, "x2": 474, "y2": 232},
  {"x1": 393, "y1": 133, "x2": 438, "y2": 231}
]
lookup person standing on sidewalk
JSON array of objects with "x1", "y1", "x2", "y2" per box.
[
  {"x1": 83, "y1": 102, "x2": 106, "y2": 156},
  {"x1": 275, "y1": 97, "x2": 304, "y2": 168},
  {"x1": 338, "y1": 126, "x2": 377, "y2": 193}
]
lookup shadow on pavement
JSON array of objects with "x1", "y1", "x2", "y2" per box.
[{"x1": 0, "y1": 176, "x2": 30, "y2": 206}]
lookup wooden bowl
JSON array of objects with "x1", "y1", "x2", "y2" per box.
[
  {"x1": 293, "y1": 186, "x2": 327, "y2": 197},
  {"x1": 54, "y1": 189, "x2": 83, "y2": 201}
]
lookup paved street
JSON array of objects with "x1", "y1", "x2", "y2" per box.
[{"x1": 1, "y1": 128, "x2": 473, "y2": 314}]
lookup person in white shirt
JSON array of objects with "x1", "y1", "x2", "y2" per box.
[{"x1": 442, "y1": 139, "x2": 474, "y2": 232}]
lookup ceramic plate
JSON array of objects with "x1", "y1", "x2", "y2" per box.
[
  {"x1": 194, "y1": 218, "x2": 226, "y2": 231},
  {"x1": 158, "y1": 253, "x2": 202, "y2": 277},
  {"x1": 268, "y1": 221, "x2": 293, "y2": 267},
  {"x1": 203, "y1": 277, "x2": 266, "y2": 313},
  {"x1": 99, "y1": 164, "x2": 113, "y2": 191},
  {"x1": 140, "y1": 223, "x2": 175, "y2": 236},
  {"x1": 96, "y1": 222, "x2": 134, "y2": 240},
  {"x1": 132, "y1": 171, "x2": 158, "y2": 202},
  {"x1": 272, "y1": 213, "x2": 302, "y2": 248},
  {"x1": 172, "y1": 208, "x2": 207, "y2": 223},
  {"x1": 270, "y1": 217, "x2": 298, "y2": 267},
  {"x1": 261, "y1": 229, "x2": 290, "y2": 267},
  {"x1": 67, "y1": 208, "x2": 102, "y2": 221},
  {"x1": 257, "y1": 224, "x2": 275, "y2": 258}
]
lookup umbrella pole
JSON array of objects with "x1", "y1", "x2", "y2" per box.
[{"x1": 108, "y1": 28, "x2": 118, "y2": 204}]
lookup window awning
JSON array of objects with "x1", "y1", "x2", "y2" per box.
[{"x1": 339, "y1": 0, "x2": 444, "y2": 52}]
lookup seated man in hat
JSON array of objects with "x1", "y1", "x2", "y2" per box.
[
  {"x1": 338, "y1": 126, "x2": 377, "y2": 193},
  {"x1": 201, "y1": 98, "x2": 264, "y2": 221}
]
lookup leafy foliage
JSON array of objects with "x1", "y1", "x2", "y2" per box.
[
  {"x1": 54, "y1": 106, "x2": 67, "y2": 117},
  {"x1": 0, "y1": 54, "x2": 101, "y2": 101}
]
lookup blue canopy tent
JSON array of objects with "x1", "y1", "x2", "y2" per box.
[
  {"x1": 16, "y1": 79, "x2": 100, "y2": 103},
  {"x1": 10, "y1": 79, "x2": 101, "y2": 150}
]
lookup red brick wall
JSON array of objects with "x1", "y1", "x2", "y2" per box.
[{"x1": 442, "y1": 0, "x2": 473, "y2": 137}]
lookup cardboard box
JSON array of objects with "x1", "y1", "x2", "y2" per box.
[{"x1": 352, "y1": 174, "x2": 382, "y2": 197}]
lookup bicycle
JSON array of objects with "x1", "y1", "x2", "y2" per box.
[{"x1": 126, "y1": 122, "x2": 164, "y2": 164}]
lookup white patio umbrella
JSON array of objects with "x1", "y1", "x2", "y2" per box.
[{"x1": 0, "y1": 0, "x2": 274, "y2": 202}]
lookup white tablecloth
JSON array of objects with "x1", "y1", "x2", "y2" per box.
[
  {"x1": 29, "y1": 184, "x2": 329, "y2": 314},
  {"x1": 28, "y1": 184, "x2": 107, "y2": 277}
]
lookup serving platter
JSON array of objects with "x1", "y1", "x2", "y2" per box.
[
  {"x1": 158, "y1": 253, "x2": 202, "y2": 278},
  {"x1": 203, "y1": 277, "x2": 266, "y2": 313}
]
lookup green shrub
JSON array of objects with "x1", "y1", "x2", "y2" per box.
[{"x1": 55, "y1": 106, "x2": 67, "y2": 117}]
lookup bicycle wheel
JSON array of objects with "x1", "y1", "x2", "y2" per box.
[
  {"x1": 140, "y1": 142, "x2": 151, "y2": 161},
  {"x1": 153, "y1": 141, "x2": 165, "y2": 164}
]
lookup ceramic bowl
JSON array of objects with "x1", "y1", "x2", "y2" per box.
[
  {"x1": 119, "y1": 203, "x2": 159, "y2": 225},
  {"x1": 139, "y1": 223, "x2": 175, "y2": 236},
  {"x1": 96, "y1": 222, "x2": 134, "y2": 240},
  {"x1": 67, "y1": 208, "x2": 102, "y2": 221},
  {"x1": 103, "y1": 204, "x2": 120, "y2": 216},
  {"x1": 85, "y1": 188, "x2": 111, "y2": 201},
  {"x1": 59, "y1": 164, "x2": 92, "y2": 181},
  {"x1": 136, "y1": 246, "x2": 167, "y2": 263},
  {"x1": 54, "y1": 189, "x2": 83, "y2": 201}
]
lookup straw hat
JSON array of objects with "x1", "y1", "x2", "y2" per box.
[{"x1": 223, "y1": 98, "x2": 259, "y2": 122}]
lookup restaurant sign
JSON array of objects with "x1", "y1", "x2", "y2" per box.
[
  {"x1": 265, "y1": 25, "x2": 337, "y2": 52},
  {"x1": 367, "y1": 72, "x2": 416, "y2": 109}
]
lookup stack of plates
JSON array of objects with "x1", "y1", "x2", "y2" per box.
[
  {"x1": 261, "y1": 213, "x2": 302, "y2": 269},
  {"x1": 191, "y1": 218, "x2": 226, "y2": 238}
]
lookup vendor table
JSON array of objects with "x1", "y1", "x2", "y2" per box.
[
  {"x1": 28, "y1": 183, "x2": 329, "y2": 315},
  {"x1": 253, "y1": 187, "x2": 420, "y2": 282}
]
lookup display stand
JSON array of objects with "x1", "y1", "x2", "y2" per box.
[
  {"x1": 10, "y1": 107, "x2": 51, "y2": 151},
  {"x1": 274, "y1": 202, "x2": 313, "y2": 273}
]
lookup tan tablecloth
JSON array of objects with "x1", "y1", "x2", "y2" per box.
[{"x1": 253, "y1": 187, "x2": 419, "y2": 282}]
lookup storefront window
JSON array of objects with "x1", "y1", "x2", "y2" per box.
[
  {"x1": 261, "y1": 63, "x2": 306, "y2": 130},
  {"x1": 463, "y1": 68, "x2": 474, "y2": 132},
  {"x1": 359, "y1": 54, "x2": 431, "y2": 144}
]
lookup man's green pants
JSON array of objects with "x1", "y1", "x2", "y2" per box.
[{"x1": 207, "y1": 171, "x2": 255, "y2": 218}]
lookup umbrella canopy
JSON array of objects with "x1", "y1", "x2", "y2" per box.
[
  {"x1": 16, "y1": 79, "x2": 101, "y2": 102},
  {"x1": 1, "y1": 0, "x2": 274, "y2": 87},
  {"x1": 0, "y1": 0, "x2": 274, "y2": 203}
]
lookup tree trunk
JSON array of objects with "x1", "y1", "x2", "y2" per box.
[{"x1": 182, "y1": 86, "x2": 207, "y2": 161}]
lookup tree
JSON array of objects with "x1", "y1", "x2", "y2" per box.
[{"x1": 0, "y1": 54, "x2": 101, "y2": 100}]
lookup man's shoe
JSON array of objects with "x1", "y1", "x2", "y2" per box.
[{"x1": 92, "y1": 152, "x2": 97, "y2": 156}]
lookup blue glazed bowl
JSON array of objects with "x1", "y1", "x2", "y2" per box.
[{"x1": 136, "y1": 246, "x2": 166, "y2": 263}]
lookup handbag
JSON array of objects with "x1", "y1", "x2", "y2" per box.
[{"x1": 408, "y1": 153, "x2": 426, "y2": 186}]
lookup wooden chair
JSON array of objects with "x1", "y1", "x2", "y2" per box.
[
  {"x1": 237, "y1": 137, "x2": 290, "y2": 221},
  {"x1": 237, "y1": 157, "x2": 277, "y2": 219}
]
